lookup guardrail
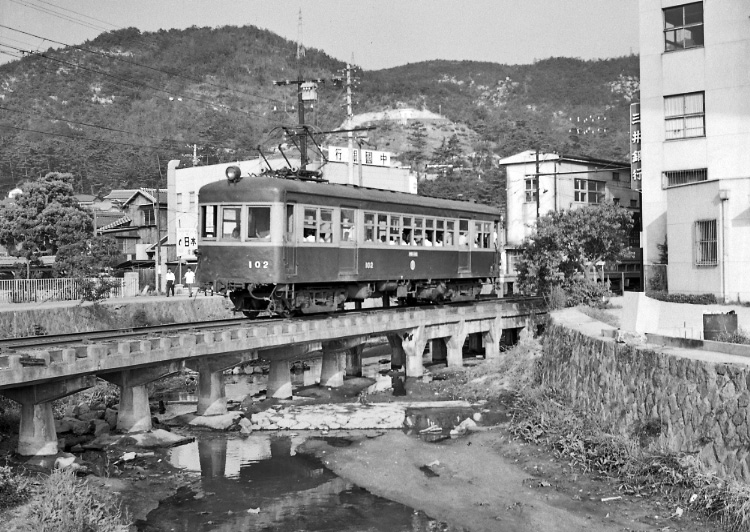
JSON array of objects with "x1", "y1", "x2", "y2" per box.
[{"x1": 0, "y1": 277, "x2": 138, "y2": 304}]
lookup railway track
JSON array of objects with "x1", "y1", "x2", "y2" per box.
[{"x1": 0, "y1": 296, "x2": 544, "y2": 351}]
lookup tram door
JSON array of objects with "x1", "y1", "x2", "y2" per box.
[
  {"x1": 458, "y1": 218, "x2": 471, "y2": 273},
  {"x1": 338, "y1": 207, "x2": 358, "y2": 275},
  {"x1": 284, "y1": 204, "x2": 297, "y2": 276}
]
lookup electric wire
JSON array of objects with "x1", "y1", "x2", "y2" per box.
[
  {"x1": 0, "y1": 41, "x2": 289, "y2": 127},
  {"x1": 31, "y1": 0, "x2": 121, "y2": 31},
  {"x1": 8, "y1": 0, "x2": 111, "y2": 33},
  {"x1": 0, "y1": 25, "x2": 289, "y2": 106}
]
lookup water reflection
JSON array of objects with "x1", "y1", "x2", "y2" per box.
[{"x1": 138, "y1": 434, "x2": 451, "y2": 532}]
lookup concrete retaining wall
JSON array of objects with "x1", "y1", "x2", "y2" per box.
[
  {"x1": 0, "y1": 296, "x2": 235, "y2": 338},
  {"x1": 542, "y1": 312, "x2": 750, "y2": 482}
]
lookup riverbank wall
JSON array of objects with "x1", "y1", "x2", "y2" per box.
[
  {"x1": 0, "y1": 295, "x2": 234, "y2": 338},
  {"x1": 542, "y1": 309, "x2": 750, "y2": 482}
]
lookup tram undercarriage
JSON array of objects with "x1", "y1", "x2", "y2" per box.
[{"x1": 224, "y1": 280, "x2": 500, "y2": 318}]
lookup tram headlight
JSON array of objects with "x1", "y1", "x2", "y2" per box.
[{"x1": 225, "y1": 166, "x2": 242, "y2": 183}]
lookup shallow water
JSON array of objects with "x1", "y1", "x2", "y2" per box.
[{"x1": 136, "y1": 433, "x2": 450, "y2": 532}]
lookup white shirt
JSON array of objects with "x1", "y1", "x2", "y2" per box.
[
  {"x1": 184, "y1": 271, "x2": 195, "y2": 284},
  {"x1": 166, "y1": 271, "x2": 175, "y2": 282}
]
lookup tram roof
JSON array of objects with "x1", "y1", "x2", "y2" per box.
[{"x1": 199, "y1": 177, "x2": 502, "y2": 216}]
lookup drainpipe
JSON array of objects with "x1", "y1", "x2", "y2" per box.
[{"x1": 719, "y1": 189, "x2": 730, "y2": 302}]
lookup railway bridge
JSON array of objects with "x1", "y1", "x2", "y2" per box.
[{"x1": 0, "y1": 298, "x2": 544, "y2": 455}]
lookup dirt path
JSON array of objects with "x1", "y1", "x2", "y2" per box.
[{"x1": 301, "y1": 430, "x2": 651, "y2": 532}]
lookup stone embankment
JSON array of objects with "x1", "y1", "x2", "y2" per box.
[
  {"x1": 0, "y1": 295, "x2": 234, "y2": 338},
  {"x1": 543, "y1": 309, "x2": 750, "y2": 481}
]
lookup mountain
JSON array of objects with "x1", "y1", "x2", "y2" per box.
[{"x1": 0, "y1": 25, "x2": 639, "y2": 197}]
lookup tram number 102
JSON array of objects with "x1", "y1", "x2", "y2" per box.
[{"x1": 248, "y1": 260, "x2": 270, "y2": 269}]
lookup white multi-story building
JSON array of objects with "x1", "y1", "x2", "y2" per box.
[
  {"x1": 499, "y1": 150, "x2": 640, "y2": 294},
  {"x1": 639, "y1": 0, "x2": 750, "y2": 300}
]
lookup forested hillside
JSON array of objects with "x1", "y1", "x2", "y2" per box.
[{"x1": 0, "y1": 25, "x2": 638, "y2": 198}]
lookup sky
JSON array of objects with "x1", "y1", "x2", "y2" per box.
[{"x1": 0, "y1": 0, "x2": 639, "y2": 70}]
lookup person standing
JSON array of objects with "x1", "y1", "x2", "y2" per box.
[
  {"x1": 184, "y1": 267, "x2": 195, "y2": 297},
  {"x1": 165, "y1": 268, "x2": 175, "y2": 297}
]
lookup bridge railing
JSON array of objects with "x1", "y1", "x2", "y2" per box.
[{"x1": 0, "y1": 277, "x2": 138, "y2": 304}]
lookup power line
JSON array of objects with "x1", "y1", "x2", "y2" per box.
[
  {"x1": 3, "y1": 123, "x2": 182, "y2": 150},
  {"x1": 8, "y1": 0, "x2": 112, "y2": 33},
  {"x1": 0, "y1": 104, "x2": 206, "y2": 148},
  {"x1": 0, "y1": 41, "x2": 287, "y2": 126},
  {"x1": 31, "y1": 0, "x2": 120, "y2": 31},
  {"x1": 0, "y1": 25, "x2": 288, "y2": 107}
]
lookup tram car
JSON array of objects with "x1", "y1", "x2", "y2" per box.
[{"x1": 195, "y1": 169, "x2": 503, "y2": 317}]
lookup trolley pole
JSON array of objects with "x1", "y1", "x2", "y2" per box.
[
  {"x1": 346, "y1": 62, "x2": 355, "y2": 185},
  {"x1": 535, "y1": 148, "x2": 540, "y2": 219}
]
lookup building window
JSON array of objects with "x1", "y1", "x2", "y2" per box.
[
  {"x1": 612, "y1": 171, "x2": 620, "y2": 181},
  {"x1": 630, "y1": 199, "x2": 638, "y2": 208},
  {"x1": 665, "y1": 92, "x2": 704, "y2": 140},
  {"x1": 176, "y1": 193, "x2": 183, "y2": 211},
  {"x1": 524, "y1": 178, "x2": 537, "y2": 203},
  {"x1": 574, "y1": 179, "x2": 604, "y2": 204},
  {"x1": 664, "y1": 3, "x2": 703, "y2": 51},
  {"x1": 189, "y1": 192, "x2": 196, "y2": 205},
  {"x1": 663, "y1": 168, "x2": 708, "y2": 187},
  {"x1": 695, "y1": 219, "x2": 717, "y2": 266},
  {"x1": 143, "y1": 207, "x2": 155, "y2": 226}
]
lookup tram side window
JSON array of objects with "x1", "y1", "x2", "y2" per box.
[
  {"x1": 247, "y1": 206, "x2": 271, "y2": 241},
  {"x1": 201, "y1": 205, "x2": 217, "y2": 239},
  {"x1": 435, "y1": 220, "x2": 445, "y2": 247},
  {"x1": 377, "y1": 214, "x2": 388, "y2": 244},
  {"x1": 221, "y1": 207, "x2": 241, "y2": 240},
  {"x1": 320, "y1": 209, "x2": 333, "y2": 243},
  {"x1": 424, "y1": 218, "x2": 434, "y2": 247},
  {"x1": 401, "y1": 217, "x2": 413, "y2": 245},
  {"x1": 458, "y1": 220, "x2": 469, "y2": 247},
  {"x1": 445, "y1": 220, "x2": 455, "y2": 246},
  {"x1": 389, "y1": 215, "x2": 401, "y2": 245},
  {"x1": 285, "y1": 205, "x2": 295, "y2": 243},
  {"x1": 364, "y1": 213, "x2": 375, "y2": 242},
  {"x1": 341, "y1": 208, "x2": 355, "y2": 242},
  {"x1": 473, "y1": 221, "x2": 491, "y2": 248},
  {"x1": 303, "y1": 208, "x2": 317, "y2": 242},
  {"x1": 412, "y1": 218, "x2": 424, "y2": 246}
]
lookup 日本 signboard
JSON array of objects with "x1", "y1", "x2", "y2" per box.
[
  {"x1": 630, "y1": 102, "x2": 641, "y2": 192},
  {"x1": 176, "y1": 228, "x2": 197, "y2": 258}
]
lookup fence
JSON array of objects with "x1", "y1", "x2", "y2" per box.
[{"x1": 0, "y1": 277, "x2": 139, "y2": 304}]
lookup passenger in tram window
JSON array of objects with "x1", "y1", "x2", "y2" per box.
[
  {"x1": 320, "y1": 222, "x2": 333, "y2": 243},
  {"x1": 435, "y1": 230, "x2": 444, "y2": 246},
  {"x1": 401, "y1": 228, "x2": 412, "y2": 245},
  {"x1": 424, "y1": 230, "x2": 434, "y2": 246},
  {"x1": 230, "y1": 225, "x2": 240, "y2": 239},
  {"x1": 458, "y1": 233, "x2": 468, "y2": 246}
]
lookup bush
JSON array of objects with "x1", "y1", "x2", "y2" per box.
[
  {"x1": 647, "y1": 291, "x2": 717, "y2": 305},
  {"x1": 714, "y1": 329, "x2": 750, "y2": 345},
  {"x1": 14, "y1": 469, "x2": 129, "y2": 532},
  {"x1": 131, "y1": 309, "x2": 152, "y2": 328},
  {"x1": 0, "y1": 466, "x2": 31, "y2": 510},
  {"x1": 561, "y1": 278, "x2": 612, "y2": 308},
  {"x1": 543, "y1": 285, "x2": 567, "y2": 310}
]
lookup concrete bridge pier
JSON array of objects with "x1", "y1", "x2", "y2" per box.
[
  {"x1": 101, "y1": 362, "x2": 181, "y2": 432},
  {"x1": 387, "y1": 334, "x2": 406, "y2": 369},
  {"x1": 482, "y1": 317, "x2": 504, "y2": 360},
  {"x1": 446, "y1": 320, "x2": 468, "y2": 368},
  {"x1": 345, "y1": 345, "x2": 364, "y2": 377},
  {"x1": 321, "y1": 339, "x2": 365, "y2": 387},
  {"x1": 264, "y1": 343, "x2": 320, "y2": 399},
  {"x1": 1, "y1": 375, "x2": 97, "y2": 456},
  {"x1": 187, "y1": 351, "x2": 257, "y2": 416},
  {"x1": 430, "y1": 338, "x2": 448, "y2": 364},
  {"x1": 402, "y1": 326, "x2": 427, "y2": 377}
]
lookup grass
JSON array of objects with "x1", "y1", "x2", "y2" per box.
[
  {"x1": 576, "y1": 305, "x2": 621, "y2": 328},
  {"x1": 508, "y1": 387, "x2": 750, "y2": 531},
  {"x1": 5, "y1": 469, "x2": 129, "y2": 532}
]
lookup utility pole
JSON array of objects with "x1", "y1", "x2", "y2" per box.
[
  {"x1": 535, "y1": 148, "x2": 540, "y2": 219},
  {"x1": 346, "y1": 61, "x2": 355, "y2": 185},
  {"x1": 192, "y1": 144, "x2": 199, "y2": 167},
  {"x1": 155, "y1": 155, "x2": 164, "y2": 294}
]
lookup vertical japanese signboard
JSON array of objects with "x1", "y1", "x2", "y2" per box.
[
  {"x1": 176, "y1": 228, "x2": 197, "y2": 258},
  {"x1": 630, "y1": 102, "x2": 641, "y2": 191}
]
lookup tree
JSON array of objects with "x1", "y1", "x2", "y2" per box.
[
  {"x1": 516, "y1": 204, "x2": 634, "y2": 297},
  {"x1": 404, "y1": 121, "x2": 428, "y2": 169},
  {"x1": 0, "y1": 172, "x2": 91, "y2": 263}
]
